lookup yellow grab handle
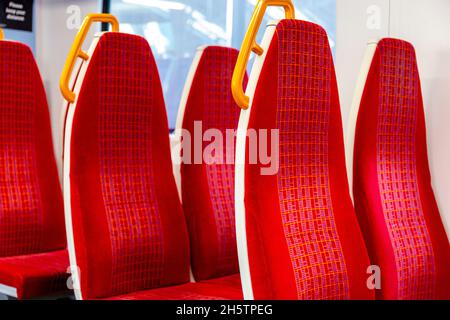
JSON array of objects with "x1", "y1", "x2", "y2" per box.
[
  {"x1": 232, "y1": 0, "x2": 295, "y2": 109},
  {"x1": 60, "y1": 14, "x2": 119, "y2": 103},
  {"x1": 0, "y1": 28, "x2": 4, "y2": 40}
]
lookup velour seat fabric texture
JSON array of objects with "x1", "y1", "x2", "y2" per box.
[
  {"x1": 0, "y1": 40, "x2": 68, "y2": 299},
  {"x1": 242, "y1": 20, "x2": 374, "y2": 300},
  {"x1": 0, "y1": 250, "x2": 69, "y2": 299},
  {"x1": 201, "y1": 273, "x2": 242, "y2": 290},
  {"x1": 180, "y1": 46, "x2": 246, "y2": 283},
  {"x1": 107, "y1": 282, "x2": 239, "y2": 300},
  {"x1": 67, "y1": 32, "x2": 241, "y2": 300},
  {"x1": 109, "y1": 275, "x2": 242, "y2": 300},
  {"x1": 353, "y1": 38, "x2": 450, "y2": 300}
]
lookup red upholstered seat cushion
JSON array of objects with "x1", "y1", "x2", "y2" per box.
[
  {"x1": 108, "y1": 278, "x2": 242, "y2": 300},
  {"x1": 69, "y1": 32, "x2": 190, "y2": 299},
  {"x1": 243, "y1": 20, "x2": 373, "y2": 300},
  {"x1": 0, "y1": 250, "x2": 69, "y2": 299},
  {"x1": 180, "y1": 46, "x2": 247, "y2": 281},
  {"x1": 0, "y1": 41, "x2": 65, "y2": 258},
  {"x1": 199, "y1": 273, "x2": 242, "y2": 295},
  {"x1": 0, "y1": 40, "x2": 66, "y2": 299},
  {"x1": 353, "y1": 38, "x2": 450, "y2": 300}
]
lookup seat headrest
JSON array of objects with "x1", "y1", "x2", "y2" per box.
[
  {"x1": 66, "y1": 31, "x2": 190, "y2": 299},
  {"x1": 179, "y1": 46, "x2": 246, "y2": 281},
  {"x1": 0, "y1": 40, "x2": 65, "y2": 257},
  {"x1": 234, "y1": 19, "x2": 373, "y2": 300}
]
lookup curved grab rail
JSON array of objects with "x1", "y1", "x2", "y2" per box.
[
  {"x1": 231, "y1": 0, "x2": 295, "y2": 110},
  {"x1": 60, "y1": 13, "x2": 119, "y2": 103}
]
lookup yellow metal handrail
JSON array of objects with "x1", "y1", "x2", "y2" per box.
[
  {"x1": 0, "y1": 28, "x2": 4, "y2": 40},
  {"x1": 60, "y1": 14, "x2": 119, "y2": 103},
  {"x1": 231, "y1": 0, "x2": 295, "y2": 109}
]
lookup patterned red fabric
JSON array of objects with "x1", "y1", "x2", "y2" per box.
[
  {"x1": 353, "y1": 38, "x2": 450, "y2": 300},
  {"x1": 181, "y1": 46, "x2": 246, "y2": 281},
  {"x1": 199, "y1": 273, "x2": 242, "y2": 295},
  {"x1": 0, "y1": 41, "x2": 65, "y2": 257},
  {"x1": 0, "y1": 41, "x2": 67, "y2": 299},
  {"x1": 70, "y1": 32, "x2": 191, "y2": 299},
  {"x1": 244, "y1": 20, "x2": 373, "y2": 299},
  {"x1": 108, "y1": 277, "x2": 242, "y2": 300},
  {"x1": 0, "y1": 250, "x2": 69, "y2": 299}
]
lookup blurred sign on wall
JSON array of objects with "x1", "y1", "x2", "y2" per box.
[{"x1": 0, "y1": 0, "x2": 34, "y2": 32}]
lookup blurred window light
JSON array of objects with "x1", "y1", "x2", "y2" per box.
[
  {"x1": 144, "y1": 22, "x2": 169, "y2": 55},
  {"x1": 108, "y1": 0, "x2": 336, "y2": 129},
  {"x1": 123, "y1": 0, "x2": 187, "y2": 11}
]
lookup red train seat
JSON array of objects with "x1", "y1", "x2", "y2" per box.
[
  {"x1": 232, "y1": 0, "x2": 373, "y2": 300},
  {"x1": 351, "y1": 38, "x2": 450, "y2": 299},
  {"x1": 0, "y1": 38, "x2": 68, "y2": 299},
  {"x1": 175, "y1": 46, "x2": 246, "y2": 293},
  {"x1": 61, "y1": 15, "x2": 241, "y2": 300}
]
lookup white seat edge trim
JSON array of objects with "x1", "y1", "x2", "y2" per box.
[
  {"x1": 345, "y1": 40, "x2": 379, "y2": 202},
  {"x1": 57, "y1": 61, "x2": 86, "y2": 187},
  {"x1": 173, "y1": 46, "x2": 206, "y2": 201},
  {"x1": 0, "y1": 284, "x2": 18, "y2": 298},
  {"x1": 235, "y1": 22, "x2": 277, "y2": 301},
  {"x1": 63, "y1": 35, "x2": 101, "y2": 301}
]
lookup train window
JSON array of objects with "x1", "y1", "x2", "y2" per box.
[{"x1": 106, "y1": 0, "x2": 336, "y2": 130}]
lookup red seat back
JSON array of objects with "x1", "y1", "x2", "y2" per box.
[
  {"x1": 179, "y1": 46, "x2": 246, "y2": 281},
  {"x1": 239, "y1": 20, "x2": 373, "y2": 300},
  {"x1": 353, "y1": 38, "x2": 450, "y2": 299},
  {"x1": 0, "y1": 40, "x2": 65, "y2": 257},
  {"x1": 66, "y1": 33, "x2": 190, "y2": 299}
]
